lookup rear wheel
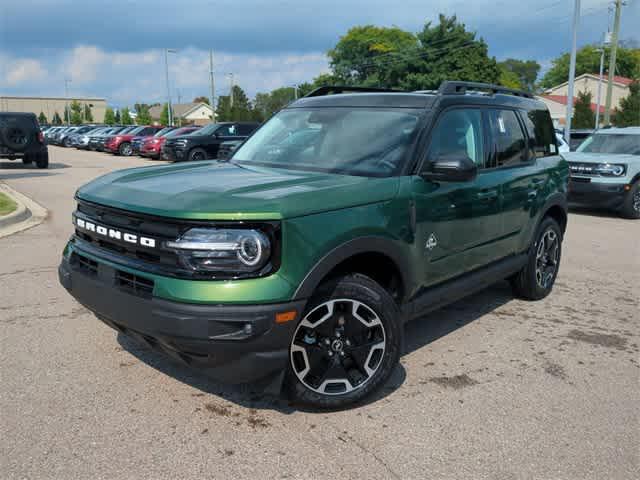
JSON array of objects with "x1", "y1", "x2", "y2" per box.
[
  {"x1": 510, "y1": 217, "x2": 562, "y2": 300},
  {"x1": 188, "y1": 148, "x2": 208, "y2": 161},
  {"x1": 286, "y1": 274, "x2": 402, "y2": 409},
  {"x1": 620, "y1": 181, "x2": 640, "y2": 219},
  {"x1": 118, "y1": 142, "x2": 132, "y2": 156}
]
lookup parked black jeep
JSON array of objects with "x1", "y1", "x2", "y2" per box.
[
  {"x1": 0, "y1": 113, "x2": 49, "y2": 169},
  {"x1": 162, "y1": 122, "x2": 259, "y2": 162}
]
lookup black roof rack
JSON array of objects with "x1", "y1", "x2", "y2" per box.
[
  {"x1": 304, "y1": 85, "x2": 403, "y2": 97},
  {"x1": 437, "y1": 81, "x2": 533, "y2": 98}
]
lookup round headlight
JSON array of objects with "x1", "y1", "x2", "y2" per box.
[{"x1": 238, "y1": 233, "x2": 264, "y2": 266}]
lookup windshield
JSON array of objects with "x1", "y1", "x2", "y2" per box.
[
  {"x1": 231, "y1": 108, "x2": 421, "y2": 176},
  {"x1": 154, "y1": 127, "x2": 173, "y2": 137},
  {"x1": 188, "y1": 123, "x2": 217, "y2": 136},
  {"x1": 577, "y1": 134, "x2": 640, "y2": 155}
]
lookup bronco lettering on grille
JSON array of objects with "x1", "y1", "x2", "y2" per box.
[{"x1": 75, "y1": 217, "x2": 157, "y2": 248}]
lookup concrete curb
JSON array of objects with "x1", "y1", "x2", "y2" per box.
[{"x1": 0, "y1": 183, "x2": 48, "y2": 238}]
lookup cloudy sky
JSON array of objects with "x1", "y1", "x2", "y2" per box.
[{"x1": 1, "y1": 0, "x2": 638, "y2": 107}]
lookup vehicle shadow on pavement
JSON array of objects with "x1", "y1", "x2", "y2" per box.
[
  {"x1": 117, "y1": 281, "x2": 514, "y2": 413},
  {"x1": 568, "y1": 206, "x2": 623, "y2": 219},
  {"x1": 0, "y1": 162, "x2": 69, "y2": 180}
]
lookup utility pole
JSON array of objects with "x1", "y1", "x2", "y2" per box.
[
  {"x1": 164, "y1": 49, "x2": 177, "y2": 126},
  {"x1": 227, "y1": 73, "x2": 235, "y2": 109},
  {"x1": 603, "y1": 0, "x2": 623, "y2": 126},
  {"x1": 564, "y1": 0, "x2": 580, "y2": 145},
  {"x1": 209, "y1": 50, "x2": 215, "y2": 122},
  {"x1": 64, "y1": 78, "x2": 71, "y2": 125},
  {"x1": 594, "y1": 32, "x2": 611, "y2": 129}
]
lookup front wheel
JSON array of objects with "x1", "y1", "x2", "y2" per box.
[
  {"x1": 510, "y1": 216, "x2": 562, "y2": 300},
  {"x1": 118, "y1": 142, "x2": 132, "y2": 156},
  {"x1": 286, "y1": 274, "x2": 402, "y2": 409},
  {"x1": 620, "y1": 181, "x2": 640, "y2": 219},
  {"x1": 188, "y1": 148, "x2": 208, "y2": 161}
]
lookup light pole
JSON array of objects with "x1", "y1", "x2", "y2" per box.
[
  {"x1": 209, "y1": 50, "x2": 216, "y2": 121},
  {"x1": 564, "y1": 0, "x2": 580, "y2": 145},
  {"x1": 226, "y1": 73, "x2": 235, "y2": 109},
  {"x1": 164, "y1": 49, "x2": 177, "y2": 126},
  {"x1": 64, "y1": 78, "x2": 72, "y2": 125},
  {"x1": 594, "y1": 32, "x2": 611, "y2": 129}
]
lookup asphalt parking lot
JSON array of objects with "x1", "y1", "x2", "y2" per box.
[{"x1": 1, "y1": 147, "x2": 639, "y2": 480}]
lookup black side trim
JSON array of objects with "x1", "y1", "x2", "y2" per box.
[
  {"x1": 292, "y1": 236, "x2": 412, "y2": 301},
  {"x1": 406, "y1": 254, "x2": 528, "y2": 321}
]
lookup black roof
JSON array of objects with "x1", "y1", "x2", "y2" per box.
[{"x1": 288, "y1": 81, "x2": 545, "y2": 111}]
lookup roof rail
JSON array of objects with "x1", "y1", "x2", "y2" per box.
[
  {"x1": 438, "y1": 81, "x2": 533, "y2": 99},
  {"x1": 304, "y1": 85, "x2": 403, "y2": 97}
]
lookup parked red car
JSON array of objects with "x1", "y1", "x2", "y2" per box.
[
  {"x1": 140, "y1": 126, "x2": 201, "y2": 160},
  {"x1": 104, "y1": 125, "x2": 163, "y2": 156}
]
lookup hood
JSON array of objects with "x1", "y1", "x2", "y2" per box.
[
  {"x1": 563, "y1": 152, "x2": 639, "y2": 164},
  {"x1": 77, "y1": 161, "x2": 400, "y2": 220}
]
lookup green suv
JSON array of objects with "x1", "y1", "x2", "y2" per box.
[{"x1": 59, "y1": 82, "x2": 568, "y2": 408}]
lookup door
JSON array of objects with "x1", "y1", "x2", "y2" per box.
[
  {"x1": 413, "y1": 107, "x2": 506, "y2": 288},
  {"x1": 206, "y1": 124, "x2": 240, "y2": 157},
  {"x1": 487, "y1": 108, "x2": 548, "y2": 255}
]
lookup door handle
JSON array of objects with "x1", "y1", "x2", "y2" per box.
[{"x1": 477, "y1": 190, "x2": 498, "y2": 201}]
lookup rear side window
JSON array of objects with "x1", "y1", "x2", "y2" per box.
[
  {"x1": 488, "y1": 109, "x2": 527, "y2": 168},
  {"x1": 237, "y1": 124, "x2": 257, "y2": 136},
  {"x1": 522, "y1": 108, "x2": 557, "y2": 158}
]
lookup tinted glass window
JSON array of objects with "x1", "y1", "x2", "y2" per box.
[
  {"x1": 424, "y1": 109, "x2": 484, "y2": 168},
  {"x1": 577, "y1": 134, "x2": 640, "y2": 155},
  {"x1": 237, "y1": 124, "x2": 258, "y2": 136},
  {"x1": 522, "y1": 109, "x2": 557, "y2": 158},
  {"x1": 489, "y1": 109, "x2": 527, "y2": 167},
  {"x1": 218, "y1": 124, "x2": 239, "y2": 136}
]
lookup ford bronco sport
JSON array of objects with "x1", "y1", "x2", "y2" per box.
[
  {"x1": 59, "y1": 82, "x2": 568, "y2": 409},
  {"x1": 0, "y1": 112, "x2": 49, "y2": 168}
]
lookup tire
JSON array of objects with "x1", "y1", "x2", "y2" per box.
[
  {"x1": 285, "y1": 274, "x2": 402, "y2": 409},
  {"x1": 0, "y1": 119, "x2": 32, "y2": 152},
  {"x1": 63, "y1": 137, "x2": 72, "y2": 148},
  {"x1": 22, "y1": 157, "x2": 33, "y2": 165},
  {"x1": 510, "y1": 216, "x2": 562, "y2": 300},
  {"x1": 188, "y1": 148, "x2": 208, "y2": 161},
  {"x1": 620, "y1": 181, "x2": 640, "y2": 220},
  {"x1": 35, "y1": 151, "x2": 49, "y2": 169},
  {"x1": 118, "y1": 142, "x2": 132, "y2": 156}
]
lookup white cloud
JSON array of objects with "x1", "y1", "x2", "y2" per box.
[{"x1": 3, "y1": 58, "x2": 48, "y2": 86}]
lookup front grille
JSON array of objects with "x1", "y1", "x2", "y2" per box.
[
  {"x1": 115, "y1": 270, "x2": 154, "y2": 297},
  {"x1": 73, "y1": 199, "x2": 281, "y2": 280},
  {"x1": 568, "y1": 162, "x2": 600, "y2": 177}
]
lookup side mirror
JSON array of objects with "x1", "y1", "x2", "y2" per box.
[{"x1": 421, "y1": 153, "x2": 478, "y2": 183}]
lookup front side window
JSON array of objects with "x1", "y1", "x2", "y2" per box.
[
  {"x1": 488, "y1": 109, "x2": 528, "y2": 167},
  {"x1": 577, "y1": 134, "x2": 640, "y2": 155},
  {"x1": 232, "y1": 108, "x2": 421, "y2": 177},
  {"x1": 424, "y1": 108, "x2": 484, "y2": 169}
]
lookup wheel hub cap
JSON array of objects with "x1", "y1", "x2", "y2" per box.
[
  {"x1": 535, "y1": 228, "x2": 559, "y2": 289},
  {"x1": 633, "y1": 190, "x2": 640, "y2": 213},
  {"x1": 290, "y1": 299, "x2": 386, "y2": 396}
]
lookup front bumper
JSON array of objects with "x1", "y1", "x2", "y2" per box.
[
  {"x1": 568, "y1": 178, "x2": 627, "y2": 209},
  {"x1": 58, "y1": 250, "x2": 305, "y2": 384}
]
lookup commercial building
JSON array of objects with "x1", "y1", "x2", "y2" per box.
[{"x1": 0, "y1": 96, "x2": 107, "y2": 123}]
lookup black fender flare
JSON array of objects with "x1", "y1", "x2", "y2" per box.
[
  {"x1": 528, "y1": 192, "x2": 568, "y2": 247},
  {"x1": 292, "y1": 236, "x2": 411, "y2": 301}
]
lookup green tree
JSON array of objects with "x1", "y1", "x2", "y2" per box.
[
  {"x1": 114, "y1": 108, "x2": 121, "y2": 124},
  {"x1": 216, "y1": 85, "x2": 256, "y2": 121},
  {"x1": 399, "y1": 15, "x2": 500, "y2": 90},
  {"x1": 51, "y1": 111, "x2": 62, "y2": 125},
  {"x1": 540, "y1": 45, "x2": 640, "y2": 89},
  {"x1": 104, "y1": 107, "x2": 116, "y2": 125},
  {"x1": 328, "y1": 25, "x2": 417, "y2": 86},
  {"x1": 69, "y1": 100, "x2": 83, "y2": 124},
  {"x1": 572, "y1": 90, "x2": 595, "y2": 129},
  {"x1": 159, "y1": 103, "x2": 170, "y2": 125},
  {"x1": 135, "y1": 104, "x2": 152, "y2": 125},
  {"x1": 498, "y1": 65, "x2": 523, "y2": 89},
  {"x1": 193, "y1": 96, "x2": 210, "y2": 105},
  {"x1": 613, "y1": 81, "x2": 640, "y2": 127},
  {"x1": 254, "y1": 86, "x2": 298, "y2": 119},
  {"x1": 83, "y1": 104, "x2": 93, "y2": 122},
  {"x1": 38, "y1": 112, "x2": 48, "y2": 124},
  {"x1": 120, "y1": 107, "x2": 132, "y2": 125},
  {"x1": 498, "y1": 59, "x2": 540, "y2": 92}
]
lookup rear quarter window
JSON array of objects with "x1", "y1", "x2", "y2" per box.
[{"x1": 522, "y1": 108, "x2": 557, "y2": 158}]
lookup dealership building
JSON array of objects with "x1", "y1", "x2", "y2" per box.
[{"x1": 0, "y1": 95, "x2": 107, "y2": 123}]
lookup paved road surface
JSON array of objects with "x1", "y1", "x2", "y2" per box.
[{"x1": 1, "y1": 147, "x2": 639, "y2": 479}]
